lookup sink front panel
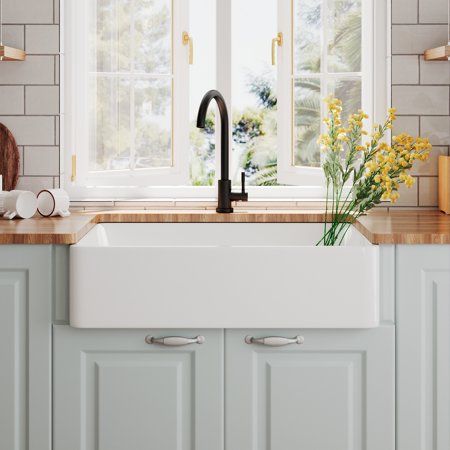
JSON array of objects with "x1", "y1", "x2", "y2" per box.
[{"x1": 70, "y1": 224, "x2": 379, "y2": 328}]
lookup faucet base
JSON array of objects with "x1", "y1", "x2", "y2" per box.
[{"x1": 216, "y1": 207, "x2": 234, "y2": 214}]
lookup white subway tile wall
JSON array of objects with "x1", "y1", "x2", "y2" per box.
[
  {"x1": 0, "y1": 0, "x2": 59, "y2": 193},
  {"x1": 0, "y1": 0, "x2": 447, "y2": 206},
  {"x1": 391, "y1": 0, "x2": 450, "y2": 207}
]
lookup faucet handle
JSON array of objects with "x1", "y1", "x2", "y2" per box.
[
  {"x1": 230, "y1": 172, "x2": 248, "y2": 203},
  {"x1": 240, "y1": 171, "x2": 248, "y2": 201}
]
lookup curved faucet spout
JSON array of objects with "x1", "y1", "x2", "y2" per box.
[
  {"x1": 196, "y1": 90, "x2": 229, "y2": 180},
  {"x1": 196, "y1": 89, "x2": 247, "y2": 213}
]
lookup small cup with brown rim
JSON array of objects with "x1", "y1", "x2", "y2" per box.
[{"x1": 37, "y1": 189, "x2": 71, "y2": 218}]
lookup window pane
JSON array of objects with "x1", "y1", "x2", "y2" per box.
[
  {"x1": 189, "y1": 0, "x2": 216, "y2": 186},
  {"x1": 89, "y1": 0, "x2": 173, "y2": 174},
  {"x1": 134, "y1": 0, "x2": 172, "y2": 74},
  {"x1": 294, "y1": 0, "x2": 322, "y2": 74},
  {"x1": 328, "y1": 77, "x2": 361, "y2": 120},
  {"x1": 327, "y1": 0, "x2": 361, "y2": 73},
  {"x1": 89, "y1": 77, "x2": 172, "y2": 172},
  {"x1": 134, "y1": 78, "x2": 172, "y2": 169},
  {"x1": 231, "y1": 0, "x2": 278, "y2": 186},
  {"x1": 89, "y1": 76, "x2": 131, "y2": 171},
  {"x1": 293, "y1": 78, "x2": 321, "y2": 167},
  {"x1": 94, "y1": 0, "x2": 171, "y2": 74}
]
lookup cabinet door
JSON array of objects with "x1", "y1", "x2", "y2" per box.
[
  {"x1": 54, "y1": 327, "x2": 223, "y2": 450},
  {"x1": 0, "y1": 246, "x2": 53, "y2": 450},
  {"x1": 226, "y1": 328, "x2": 394, "y2": 450},
  {"x1": 397, "y1": 245, "x2": 450, "y2": 450}
]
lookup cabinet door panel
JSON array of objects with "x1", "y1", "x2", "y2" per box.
[
  {"x1": 0, "y1": 246, "x2": 53, "y2": 450},
  {"x1": 0, "y1": 271, "x2": 27, "y2": 450},
  {"x1": 226, "y1": 328, "x2": 394, "y2": 450},
  {"x1": 397, "y1": 246, "x2": 450, "y2": 450},
  {"x1": 54, "y1": 327, "x2": 223, "y2": 450}
]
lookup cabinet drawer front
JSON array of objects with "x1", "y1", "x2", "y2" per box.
[
  {"x1": 225, "y1": 328, "x2": 395, "y2": 450},
  {"x1": 53, "y1": 327, "x2": 223, "y2": 450}
]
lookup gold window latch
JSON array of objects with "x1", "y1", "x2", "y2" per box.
[
  {"x1": 182, "y1": 31, "x2": 194, "y2": 65},
  {"x1": 272, "y1": 32, "x2": 283, "y2": 65},
  {"x1": 71, "y1": 155, "x2": 77, "y2": 182}
]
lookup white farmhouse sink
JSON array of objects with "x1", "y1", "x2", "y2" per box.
[{"x1": 70, "y1": 223, "x2": 379, "y2": 328}]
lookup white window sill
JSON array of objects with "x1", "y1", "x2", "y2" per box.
[{"x1": 69, "y1": 198, "x2": 396, "y2": 213}]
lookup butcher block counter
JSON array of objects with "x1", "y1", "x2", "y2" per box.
[{"x1": 0, "y1": 209, "x2": 449, "y2": 245}]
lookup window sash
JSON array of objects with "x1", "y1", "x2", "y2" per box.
[
  {"x1": 277, "y1": 0, "x2": 381, "y2": 186},
  {"x1": 63, "y1": 0, "x2": 190, "y2": 191}
]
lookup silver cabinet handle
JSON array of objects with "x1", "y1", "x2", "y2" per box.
[
  {"x1": 245, "y1": 335, "x2": 304, "y2": 347},
  {"x1": 145, "y1": 335, "x2": 205, "y2": 346}
]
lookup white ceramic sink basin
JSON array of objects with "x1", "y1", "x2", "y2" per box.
[{"x1": 70, "y1": 223, "x2": 379, "y2": 328}]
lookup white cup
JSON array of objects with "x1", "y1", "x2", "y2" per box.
[
  {"x1": 0, "y1": 191, "x2": 7, "y2": 213},
  {"x1": 3, "y1": 190, "x2": 38, "y2": 220},
  {"x1": 37, "y1": 189, "x2": 71, "y2": 218}
]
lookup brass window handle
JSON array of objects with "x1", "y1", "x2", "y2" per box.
[
  {"x1": 182, "y1": 31, "x2": 194, "y2": 65},
  {"x1": 271, "y1": 32, "x2": 283, "y2": 65},
  {"x1": 71, "y1": 155, "x2": 77, "y2": 182}
]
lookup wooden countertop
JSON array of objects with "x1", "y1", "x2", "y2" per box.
[
  {"x1": 354, "y1": 210, "x2": 450, "y2": 244},
  {"x1": 0, "y1": 209, "x2": 449, "y2": 245}
]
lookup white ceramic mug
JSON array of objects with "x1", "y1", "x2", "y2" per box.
[
  {"x1": 37, "y1": 189, "x2": 71, "y2": 218},
  {"x1": 3, "y1": 190, "x2": 38, "y2": 220}
]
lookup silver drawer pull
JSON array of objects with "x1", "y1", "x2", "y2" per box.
[
  {"x1": 145, "y1": 335, "x2": 205, "y2": 346},
  {"x1": 245, "y1": 335, "x2": 304, "y2": 347}
]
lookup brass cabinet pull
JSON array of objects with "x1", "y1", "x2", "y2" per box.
[
  {"x1": 182, "y1": 31, "x2": 194, "y2": 65},
  {"x1": 145, "y1": 335, "x2": 205, "y2": 346},
  {"x1": 271, "y1": 32, "x2": 283, "y2": 65},
  {"x1": 245, "y1": 335, "x2": 304, "y2": 347}
]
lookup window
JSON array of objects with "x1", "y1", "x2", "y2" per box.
[
  {"x1": 64, "y1": 0, "x2": 189, "y2": 189},
  {"x1": 277, "y1": 0, "x2": 377, "y2": 186},
  {"x1": 63, "y1": 0, "x2": 387, "y2": 198}
]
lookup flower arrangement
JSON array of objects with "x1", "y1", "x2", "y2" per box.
[{"x1": 317, "y1": 96, "x2": 432, "y2": 246}]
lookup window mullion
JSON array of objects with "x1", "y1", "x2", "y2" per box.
[
  {"x1": 130, "y1": 0, "x2": 136, "y2": 171},
  {"x1": 114, "y1": 0, "x2": 119, "y2": 72},
  {"x1": 91, "y1": 0, "x2": 98, "y2": 177},
  {"x1": 216, "y1": 0, "x2": 232, "y2": 184},
  {"x1": 320, "y1": 0, "x2": 328, "y2": 136}
]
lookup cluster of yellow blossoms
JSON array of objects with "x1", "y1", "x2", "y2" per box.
[
  {"x1": 318, "y1": 96, "x2": 431, "y2": 204},
  {"x1": 365, "y1": 133, "x2": 431, "y2": 202}
]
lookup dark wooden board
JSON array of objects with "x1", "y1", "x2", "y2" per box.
[{"x1": 0, "y1": 123, "x2": 20, "y2": 190}]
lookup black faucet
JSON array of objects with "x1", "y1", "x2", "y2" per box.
[{"x1": 197, "y1": 90, "x2": 248, "y2": 213}]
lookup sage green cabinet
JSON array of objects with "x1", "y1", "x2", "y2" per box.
[
  {"x1": 0, "y1": 246, "x2": 53, "y2": 450},
  {"x1": 54, "y1": 326, "x2": 395, "y2": 450},
  {"x1": 225, "y1": 328, "x2": 395, "y2": 450},
  {"x1": 9, "y1": 242, "x2": 449, "y2": 450},
  {"x1": 397, "y1": 245, "x2": 450, "y2": 450},
  {"x1": 53, "y1": 327, "x2": 223, "y2": 450}
]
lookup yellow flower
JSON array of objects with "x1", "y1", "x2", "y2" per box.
[
  {"x1": 389, "y1": 191, "x2": 400, "y2": 203},
  {"x1": 319, "y1": 97, "x2": 431, "y2": 218}
]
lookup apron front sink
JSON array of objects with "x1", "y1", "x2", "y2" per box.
[{"x1": 70, "y1": 223, "x2": 379, "y2": 328}]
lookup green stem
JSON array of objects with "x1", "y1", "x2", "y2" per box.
[{"x1": 324, "y1": 179, "x2": 329, "y2": 240}]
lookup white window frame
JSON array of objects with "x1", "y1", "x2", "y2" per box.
[
  {"x1": 63, "y1": 0, "x2": 190, "y2": 196},
  {"x1": 277, "y1": 0, "x2": 383, "y2": 186},
  {"x1": 62, "y1": 0, "x2": 389, "y2": 200}
]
